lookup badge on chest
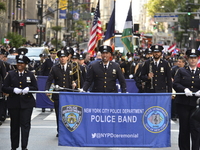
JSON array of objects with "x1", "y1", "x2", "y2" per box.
[{"x1": 26, "y1": 77, "x2": 31, "y2": 83}]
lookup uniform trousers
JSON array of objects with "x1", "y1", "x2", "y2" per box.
[
  {"x1": 54, "y1": 100, "x2": 59, "y2": 133},
  {"x1": 176, "y1": 103, "x2": 200, "y2": 150},
  {"x1": 9, "y1": 108, "x2": 33, "y2": 149}
]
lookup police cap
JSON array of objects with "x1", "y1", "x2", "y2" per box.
[
  {"x1": 99, "y1": 45, "x2": 112, "y2": 53},
  {"x1": 18, "y1": 48, "x2": 28, "y2": 55},
  {"x1": 39, "y1": 53, "x2": 46, "y2": 57},
  {"x1": 64, "y1": 47, "x2": 74, "y2": 56},
  {"x1": 72, "y1": 52, "x2": 80, "y2": 59},
  {"x1": 16, "y1": 55, "x2": 31, "y2": 64},
  {"x1": 49, "y1": 48, "x2": 57, "y2": 54},
  {"x1": 151, "y1": 45, "x2": 164, "y2": 52},
  {"x1": 186, "y1": 49, "x2": 200, "y2": 58},
  {"x1": 57, "y1": 49, "x2": 69, "y2": 57},
  {"x1": 145, "y1": 48, "x2": 152, "y2": 54},
  {"x1": 79, "y1": 54, "x2": 84, "y2": 60},
  {"x1": 9, "y1": 47, "x2": 18, "y2": 54},
  {"x1": 126, "y1": 52, "x2": 133, "y2": 57}
]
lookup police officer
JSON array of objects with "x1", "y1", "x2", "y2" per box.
[
  {"x1": 82, "y1": 45, "x2": 126, "y2": 93},
  {"x1": 133, "y1": 48, "x2": 153, "y2": 93},
  {"x1": 2, "y1": 55, "x2": 38, "y2": 150},
  {"x1": 173, "y1": 49, "x2": 200, "y2": 150},
  {"x1": 34, "y1": 54, "x2": 46, "y2": 75},
  {"x1": 140, "y1": 45, "x2": 172, "y2": 93},
  {"x1": 0, "y1": 55, "x2": 6, "y2": 125},
  {"x1": 45, "y1": 49, "x2": 78, "y2": 137},
  {"x1": 41, "y1": 48, "x2": 58, "y2": 76}
]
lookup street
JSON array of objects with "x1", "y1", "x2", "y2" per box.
[{"x1": 0, "y1": 108, "x2": 179, "y2": 150}]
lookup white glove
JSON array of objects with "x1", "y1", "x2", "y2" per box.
[
  {"x1": 128, "y1": 57, "x2": 132, "y2": 62},
  {"x1": 184, "y1": 88, "x2": 193, "y2": 97},
  {"x1": 22, "y1": 87, "x2": 29, "y2": 95},
  {"x1": 195, "y1": 90, "x2": 200, "y2": 97},
  {"x1": 78, "y1": 88, "x2": 85, "y2": 93},
  {"x1": 129, "y1": 74, "x2": 134, "y2": 79},
  {"x1": 13, "y1": 88, "x2": 22, "y2": 94}
]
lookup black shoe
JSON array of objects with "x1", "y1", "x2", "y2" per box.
[
  {"x1": 0, "y1": 121, "x2": 2, "y2": 126},
  {"x1": 22, "y1": 148, "x2": 28, "y2": 150},
  {"x1": 11, "y1": 149, "x2": 16, "y2": 150},
  {"x1": 42, "y1": 108, "x2": 45, "y2": 112},
  {"x1": 56, "y1": 134, "x2": 58, "y2": 137}
]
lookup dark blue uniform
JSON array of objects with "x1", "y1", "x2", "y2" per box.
[
  {"x1": 141, "y1": 59, "x2": 172, "y2": 93},
  {"x1": 45, "y1": 62, "x2": 78, "y2": 133},
  {"x1": 41, "y1": 58, "x2": 58, "y2": 76},
  {"x1": 173, "y1": 66, "x2": 200, "y2": 150},
  {"x1": 2, "y1": 70, "x2": 38, "y2": 150},
  {"x1": 83, "y1": 61, "x2": 126, "y2": 93}
]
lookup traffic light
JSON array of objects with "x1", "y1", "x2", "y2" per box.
[
  {"x1": 187, "y1": 6, "x2": 191, "y2": 15},
  {"x1": 91, "y1": 7, "x2": 95, "y2": 15},
  {"x1": 17, "y1": 0, "x2": 21, "y2": 8}
]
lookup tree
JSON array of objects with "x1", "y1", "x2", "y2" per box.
[
  {"x1": 0, "y1": 2, "x2": 6, "y2": 11},
  {"x1": 5, "y1": 32, "x2": 26, "y2": 48}
]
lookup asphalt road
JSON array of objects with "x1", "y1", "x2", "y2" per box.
[{"x1": 0, "y1": 108, "x2": 179, "y2": 150}]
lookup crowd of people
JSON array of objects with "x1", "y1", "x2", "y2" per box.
[{"x1": 0, "y1": 43, "x2": 200, "y2": 150}]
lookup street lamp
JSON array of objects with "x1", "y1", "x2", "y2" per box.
[{"x1": 55, "y1": 0, "x2": 59, "y2": 50}]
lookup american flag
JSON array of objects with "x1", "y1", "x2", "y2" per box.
[{"x1": 88, "y1": 0, "x2": 102, "y2": 56}]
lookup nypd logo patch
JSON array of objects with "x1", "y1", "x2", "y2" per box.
[
  {"x1": 142, "y1": 106, "x2": 169, "y2": 133},
  {"x1": 61, "y1": 105, "x2": 83, "y2": 132}
]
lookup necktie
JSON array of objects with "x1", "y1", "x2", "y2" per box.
[
  {"x1": 62, "y1": 66, "x2": 65, "y2": 72},
  {"x1": 155, "y1": 62, "x2": 157, "y2": 67},
  {"x1": 191, "y1": 69, "x2": 195, "y2": 75},
  {"x1": 20, "y1": 73, "x2": 23, "y2": 77},
  {"x1": 104, "y1": 65, "x2": 107, "y2": 70}
]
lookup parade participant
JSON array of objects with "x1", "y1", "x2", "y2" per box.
[
  {"x1": 0, "y1": 56, "x2": 6, "y2": 125},
  {"x1": 171, "y1": 56, "x2": 186, "y2": 121},
  {"x1": 64, "y1": 46, "x2": 74, "y2": 62},
  {"x1": 133, "y1": 48, "x2": 152, "y2": 93},
  {"x1": 45, "y1": 49, "x2": 78, "y2": 137},
  {"x1": 82, "y1": 45, "x2": 126, "y2": 93},
  {"x1": 2, "y1": 55, "x2": 38, "y2": 150},
  {"x1": 83, "y1": 52, "x2": 91, "y2": 66},
  {"x1": 41, "y1": 48, "x2": 58, "y2": 112},
  {"x1": 34, "y1": 53, "x2": 46, "y2": 75},
  {"x1": 41, "y1": 48, "x2": 58, "y2": 76},
  {"x1": 140, "y1": 45, "x2": 172, "y2": 93},
  {"x1": 173, "y1": 49, "x2": 200, "y2": 150}
]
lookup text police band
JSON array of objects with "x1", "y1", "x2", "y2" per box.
[{"x1": 1, "y1": 44, "x2": 200, "y2": 149}]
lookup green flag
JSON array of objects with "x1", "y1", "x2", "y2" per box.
[{"x1": 121, "y1": 1, "x2": 133, "y2": 56}]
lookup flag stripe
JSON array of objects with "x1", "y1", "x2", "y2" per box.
[{"x1": 88, "y1": 0, "x2": 102, "y2": 56}]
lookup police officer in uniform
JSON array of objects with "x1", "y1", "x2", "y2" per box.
[
  {"x1": 173, "y1": 49, "x2": 200, "y2": 150},
  {"x1": 41, "y1": 48, "x2": 58, "y2": 76},
  {"x1": 2, "y1": 55, "x2": 38, "y2": 150},
  {"x1": 140, "y1": 45, "x2": 172, "y2": 93},
  {"x1": 34, "y1": 54, "x2": 46, "y2": 75},
  {"x1": 45, "y1": 49, "x2": 78, "y2": 137},
  {"x1": 82, "y1": 45, "x2": 126, "y2": 93}
]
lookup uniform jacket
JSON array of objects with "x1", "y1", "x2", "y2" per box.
[
  {"x1": 141, "y1": 59, "x2": 172, "y2": 93},
  {"x1": 2, "y1": 70, "x2": 38, "y2": 108},
  {"x1": 45, "y1": 62, "x2": 78, "y2": 101},
  {"x1": 83, "y1": 61, "x2": 127, "y2": 93},
  {"x1": 0, "y1": 61, "x2": 7, "y2": 95},
  {"x1": 173, "y1": 66, "x2": 200, "y2": 106},
  {"x1": 41, "y1": 58, "x2": 58, "y2": 76}
]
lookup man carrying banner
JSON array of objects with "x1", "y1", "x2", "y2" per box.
[
  {"x1": 140, "y1": 45, "x2": 172, "y2": 93},
  {"x1": 45, "y1": 49, "x2": 78, "y2": 137},
  {"x1": 173, "y1": 49, "x2": 200, "y2": 150},
  {"x1": 82, "y1": 45, "x2": 126, "y2": 93}
]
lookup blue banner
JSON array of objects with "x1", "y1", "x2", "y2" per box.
[
  {"x1": 36, "y1": 76, "x2": 54, "y2": 108},
  {"x1": 59, "y1": 9, "x2": 67, "y2": 19},
  {"x1": 35, "y1": 76, "x2": 138, "y2": 108},
  {"x1": 59, "y1": 93, "x2": 171, "y2": 147}
]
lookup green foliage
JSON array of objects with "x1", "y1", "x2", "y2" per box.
[
  {"x1": 0, "y1": 2, "x2": 6, "y2": 11},
  {"x1": 5, "y1": 32, "x2": 26, "y2": 48},
  {"x1": 51, "y1": 39, "x2": 62, "y2": 49},
  {"x1": 51, "y1": 26, "x2": 62, "y2": 32}
]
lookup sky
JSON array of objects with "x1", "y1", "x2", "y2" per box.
[{"x1": 115, "y1": 0, "x2": 140, "y2": 32}]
